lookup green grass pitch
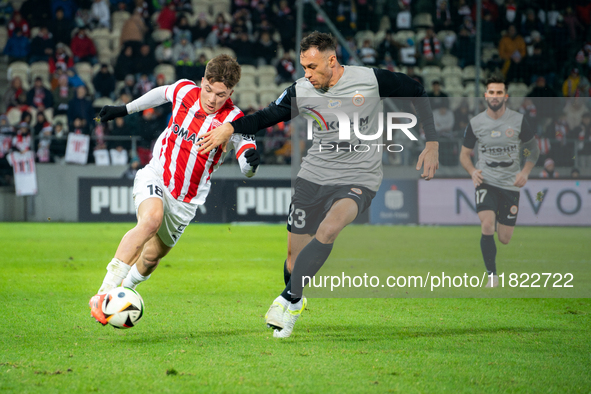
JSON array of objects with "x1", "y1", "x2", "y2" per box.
[{"x1": 0, "y1": 223, "x2": 590, "y2": 393}]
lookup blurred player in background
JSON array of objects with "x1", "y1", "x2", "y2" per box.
[
  {"x1": 198, "y1": 32, "x2": 439, "y2": 338},
  {"x1": 89, "y1": 55, "x2": 261, "y2": 325},
  {"x1": 459, "y1": 76, "x2": 540, "y2": 287}
]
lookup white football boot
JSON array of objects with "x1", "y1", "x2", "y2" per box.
[
  {"x1": 265, "y1": 301, "x2": 287, "y2": 330},
  {"x1": 273, "y1": 297, "x2": 307, "y2": 338}
]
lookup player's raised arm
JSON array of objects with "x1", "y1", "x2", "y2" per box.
[
  {"x1": 373, "y1": 68, "x2": 439, "y2": 180},
  {"x1": 198, "y1": 84, "x2": 297, "y2": 154}
]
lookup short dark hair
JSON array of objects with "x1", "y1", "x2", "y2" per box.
[
  {"x1": 485, "y1": 76, "x2": 508, "y2": 92},
  {"x1": 204, "y1": 54, "x2": 241, "y2": 89},
  {"x1": 300, "y1": 31, "x2": 337, "y2": 53}
]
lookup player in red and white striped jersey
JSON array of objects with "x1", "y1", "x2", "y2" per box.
[{"x1": 89, "y1": 55, "x2": 260, "y2": 325}]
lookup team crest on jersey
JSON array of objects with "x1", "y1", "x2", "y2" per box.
[
  {"x1": 510, "y1": 205, "x2": 518, "y2": 214},
  {"x1": 211, "y1": 119, "x2": 223, "y2": 129},
  {"x1": 327, "y1": 99, "x2": 342, "y2": 108},
  {"x1": 505, "y1": 128, "x2": 515, "y2": 137},
  {"x1": 491, "y1": 130, "x2": 501, "y2": 138},
  {"x1": 351, "y1": 188, "x2": 362, "y2": 195},
  {"x1": 352, "y1": 94, "x2": 365, "y2": 106}
]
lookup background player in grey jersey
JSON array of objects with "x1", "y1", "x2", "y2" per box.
[
  {"x1": 460, "y1": 76, "x2": 539, "y2": 287},
  {"x1": 198, "y1": 32, "x2": 439, "y2": 337}
]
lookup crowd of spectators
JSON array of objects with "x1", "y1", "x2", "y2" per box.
[{"x1": 0, "y1": 0, "x2": 590, "y2": 187}]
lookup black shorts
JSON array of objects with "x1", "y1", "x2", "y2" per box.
[
  {"x1": 475, "y1": 183, "x2": 520, "y2": 226},
  {"x1": 287, "y1": 177, "x2": 376, "y2": 235}
]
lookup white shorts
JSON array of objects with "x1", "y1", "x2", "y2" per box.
[{"x1": 133, "y1": 163, "x2": 198, "y2": 247}]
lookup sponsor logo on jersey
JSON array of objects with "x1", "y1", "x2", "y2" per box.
[
  {"x1": 352, "y1": 94, "x2": 365, "y2": 106},
  {"x1": 351, "y1": 188, "x2": 362, "y2": 195},
  {"x1": 491, "y1": 130, "x2": 501, "y2": 138},
  {"x1": 485, "y1": 160, "x2": 514, "y2": 168},
  {"x1": 480, "y1": 144, "x2": 518, "y2": 156},
  {"x1": 327, "y1": 99, "x2": 342, "y2": 108},
  {"x1": 505, "y1": 128, "x2": 515, "y2": 137},
  {"x1": 510, "y1": 205, "x2": 518, "y2": 214}
]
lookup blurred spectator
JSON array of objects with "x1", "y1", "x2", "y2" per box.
[
  {"x1": 120, "y1": 8, "x2": 147, "y2": 52},
  {"x1": 255, "y1": 31, "x2": 278, "y2": 66},
  {"x1": 564, "y1": 98, "x2": 587, "y2": 130},
  {"x1": 571, "y1": 168, "x2": 580, "y2": 178},
  {"x1": 376, "y1": 31, "x2": 399, "y2": 65},
  {"x1": 49, "y1": 43, "x2": 74, "y2": 73},
  {"x1": 498, "y1": 0, "x2": 518, "y2": 30},
  {"x1": 12, "y1": 122, "x2": 32, "y2": 153},
  {"x1": 122, "y1": 156, "x2": 140, "y2": 179},
  {"x1": 155, "y1": 73, "x2": 166, "y2": 88},
  {"x1": 573, "y1": 112, "x2": 591, "y2": 170},
  {"x1": 193, "y1": 54, "x2": 207, "y2": 80},
  {"x1": 110, "y1": 144, "x2": 129, "y2": 165},
  {"x1": 481, "y1": 11, "x2": 498, "y2": 45},
  {"x1": 3, "y1": 28, "x2": 30, "y2": 63},
  {"x1": 381, "y1": 53, "x2": 396, "y2": 72},
  {"x1": 471, "y1": 0, "x2": 498, "y2": 23},
  {"x1": 406, "y1": 66, "x2": 424, "y2": 86},
  {"x1": 459, "y1": 16, "x2": 476, "y2": 37},
  {"x1": 193, "y1": 14, "x2": 212, "y2": 48},
  {"x1": 499, "y1": 25, "x2": 526, "y2": 83},
  {"x1": 427, "y1": 80, "x2": 449, "y2": 109},
  {"x1": 34, "y1": 113, "x2": 53, "y2": 162},
  {"x1": 66, "y1": 68, "x2": 85, "y2": 88},
  {"x1": 358, "y1": 39, "x2": 377, "y2": 66},
  {"x1": 134, "y1": 73, "x2": 154, "y2": 97},
  {"x1": 29, "y1": 26, "x2": 55, "y2": 64},
  {"x1": 90, "y1": 0, "x2": 110, "y2": 29},
  {"x1": 70, "y1": 27, "x2": 98, "y2": 64},
  {"x1": 563, "y1": 6, "x2": 584, "y2": 42},
  {"x1": 8, "y1": 11, "x2": 30, "y2": 38},
  {"x1": 518, "y1": 98, "x2": 537, "y2": 133},
  {"x1": 50, "y1": 120, "x2": 67, "y2": 158},
  {"x1": 433, "y1": 0, "x2": 453, "y2": 32},
  {"x1": 453, "y1": 100, "x2": 471, "y2": 131},
  {"x1": 539, "y1": 158, "x2": 559, "y2": 178},
  {"x1": 453, "y1": 0, "x2": 471, "y2": 27},
  {"x1": 0, "y1": 114, "x2": 14, "y2": 175},
  {"x1": 211, "y1": 13, "x2": 231, "y2": 46},
  {"x1": 51, "y1": 0, "x2": 77, "y2": 20},
  {"x1": 550, "y1": 15, "x2": 569, "y2": 63},
  {"x1": 52, "y1": 74, "x2": 73, "y2": 115},
  {"x1": 74, "y1": 6, "x2": 93, "y2": 28},
  {"x1": 27, "y1": 77, "x2": 54, "y2": 111},
  {"x1": 547, "y1": 113, "x2": 574, "y2": 167},
  {"x1": 276, "y1": 0, "x2": 295, "y2": 51},
  {"x1": 71, "y1": 116, "x2": 90, "y2": 135},
  {"x1": 563, "y1": 68, "x2": 583, "y2": 97},
  {"x1": 67, "y1": 85, "x2": 93, "y2": 131},
  {"x1": 452, "y1": 26, "x2": 475, "y2": 68},
  {"x1": 115, "y1": 45, "x2": 136, "y2": 80},
  {"x1": 2, "y1": 76, "x2": 25, "y2": 112},
  {"x1": 157, "y1": 2, "x2": 176, "y2": 31},
  {"x1": 155, "y1": 39, "x2": 174, "y2": 64},
  {"x1": 418, "y1": 28, "x2": 442, "y2": 67},
  {"x1": 109, "y1": 115, "x2": 134, "y2": 151},
  {"x1": 136, "y1": 44, "x2": 158, "y2": 76},
  {"x1": 251, "y1": 1, "x2": 270, "y2": 29},
  {"x1": 276, "y1": 52, "x2": 295, "y2": 84},
  {"x1": 92, "y1": 64, "x2": 116, "y2": 99},
  {"x1": 118, "y1": 74, "x2": 137, "y2": 99},
  {"x1": 20, "y1": 0, "x2": 52, "y2": 28},
  {"x1": 173, "y1": 30, "x2": 195, "y2": 65},
  {"x1": 521, "y1": 9, "x2": 544, "y2": 41},
  {"x1": 49, "y1": 7, "x2": 74, "y2": 46},
  {"x1": 229, "y1": 32, "x2": 256, "y2": 66},
  {"x1": 174, "y1": 14, "x2": 192, "y2": 43},
  {"x1": 525, "y1": 43, "x2": 555, "y2": 86}
]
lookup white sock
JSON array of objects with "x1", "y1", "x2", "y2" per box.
[
  {"x1": 97, "y1": 258, "x2": 132, "y2": 294},
  {"x1": 121, "y1": 264, "x2": 151, "y2": 289},
  {"x1": 274, "y1": 296, "x2": 289, "y2": 309},
  {"x1": 289, "y1": 299, "x2": 303, "y2": 311}
]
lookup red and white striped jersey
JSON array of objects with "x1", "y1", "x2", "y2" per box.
[{"x1": 128, "y1": 79, "x2": 256, "y2": 204}]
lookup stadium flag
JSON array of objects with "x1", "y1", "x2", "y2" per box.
[
  {"x1": 7, "y1": 150, "x2": 38, "y2": 196},
  {"x1": 65, "y1": 133, "x2": 90, "y2": 165}
]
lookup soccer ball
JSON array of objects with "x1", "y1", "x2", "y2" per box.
[{"x1": 103, "y1": 287, "x2": 144, "y2": 329}]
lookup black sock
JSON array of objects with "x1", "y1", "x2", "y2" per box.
[
  {"x1": 280, "y1": 238, "x2": 333, "y2": 303},
  {"x1": 283, "y1": 260, "x2": 291, "y2": 286},
  {"x1": 480, "y1": 234, "x2": 497, "y2": 275}
]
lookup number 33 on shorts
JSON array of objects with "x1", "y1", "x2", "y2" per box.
[{"x1": 288, "y1": 205, "x2": 306, "y2": 229}]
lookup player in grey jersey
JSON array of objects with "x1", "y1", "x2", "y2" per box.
[
  {"x1": 460, "y1": 76, "x2": 539, "y2": 287},
  {"x1": 198, "y1": 32, "x2": 439, "y2": 337}
]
